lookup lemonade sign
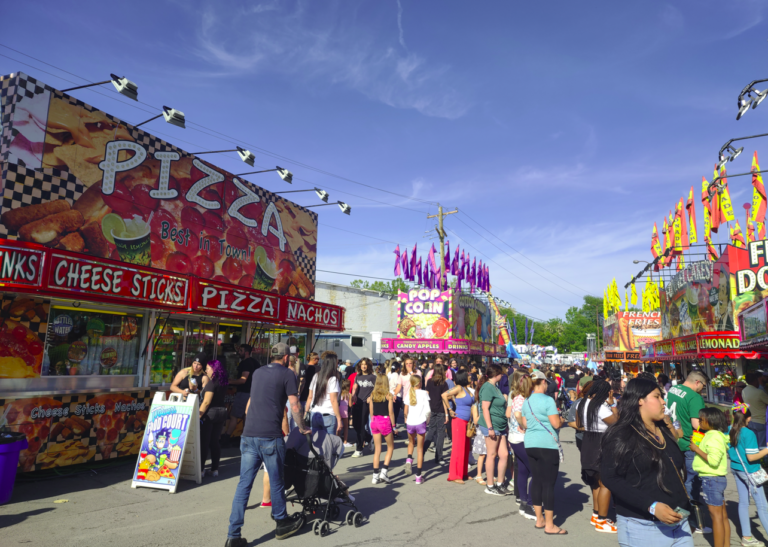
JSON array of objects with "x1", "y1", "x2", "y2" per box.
[{"x1": 397, "y1": 289, "x2": 452, "y2": 340}]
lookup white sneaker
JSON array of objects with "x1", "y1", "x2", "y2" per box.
[
  {"x1": 741, "y1": 537, "x2": 762, "y2": 546},
  {"x1": 352, "y1": 451, "x2": 363, "y2": 458},
  {"x1": 694, "y1": 527, "x2": 713, "y2": 534},
  {"x1": 344, "y1": 442, "x2": 354, "y2": 448},
  {"x1": 211, "y1": 470, "x2": 219, "y2": 477},
  {"x1": 372, "y1": 473, "x2": 380, "y2": 484},
  {"x1": 379, "y1": 469, "x2": 391, "y2": 484}
]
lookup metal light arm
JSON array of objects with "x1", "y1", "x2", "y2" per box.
[
  {"x1": 61, "y1": 79, "x2": 113, "y2": 92},
  {"x1": 738, "y1": 78, "x2": 768, "y2": 102},
  {"x1": 718, "y1": 132, "x2": 768, "y2": 158}
]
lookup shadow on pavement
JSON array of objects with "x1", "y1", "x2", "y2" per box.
[{"x1": 0, "y1": 507, "x2": 55, "y2": 528}]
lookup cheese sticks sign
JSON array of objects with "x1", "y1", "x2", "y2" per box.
[
  {"x1": 0, "y1": 72, "x2": 318, "y2": 298},
  {"x1": 47, "y1": 253, "x2": 189, "y2": 309}
]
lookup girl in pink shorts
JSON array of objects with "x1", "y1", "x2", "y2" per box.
[{"x1": 369, "y1": 374, "x2": 396, "y2": 484}]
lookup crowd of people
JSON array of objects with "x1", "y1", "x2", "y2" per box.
[{"x1": 194, "y1": 343, "x2": 768, "y2": 547}]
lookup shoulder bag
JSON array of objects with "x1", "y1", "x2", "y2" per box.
[
  {"x1": 526, "y1": 398, "x2": 564, "y2": 462},
  {"x1": 466, "y1": 392, "x2": 477, "y2": 438},
  {"x1": 734, "y1": 443, "x2": 768, "y2": 486},
  {"x1": 667, "y1": 452, "x2": 704, "y2": 530}
]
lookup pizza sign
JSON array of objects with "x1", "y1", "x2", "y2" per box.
[
  {"x1": 193, "y1": 279, "x2": 279, "y2": 321},
  {"x1": 0, "y1": 73, "x2": 318, "y2": 299}
]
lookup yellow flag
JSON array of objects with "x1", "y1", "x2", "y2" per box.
[
  {"x1": 603, "y1": 289, "x2": 608, "y2": 318},
  {"x1": 701, "y1": 176, "x2": 712, "y2": 239},
  {"x1": 673, "y1": 201, "x2": 683, "y2": 254},
  {"x1": 719, "y1": 166, "x2": 735, "y2": 221},
  {"x1": 641, "y1": 283, "x2": 649, "y2": 313},
  {"x1": 687, "y1": 186, "x2": 697, "y2": 244},
  {"x1": 752, "y1": 151, "x2": 766, "y2": 224},
  {"x1": 631, "y1": 282, "x2": 637, "y2": 305}
]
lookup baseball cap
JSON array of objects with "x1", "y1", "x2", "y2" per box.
[
  {"x1": 531, "y1": 369, "x2": 547, "y2": 380},
  {"x1": 271, "y1": 342, "x2": 291, "y2": 358}
]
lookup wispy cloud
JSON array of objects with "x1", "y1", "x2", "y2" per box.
[
  {"x1": 191, "y1": 2, "x2": 471, "y2": 119},
  {"x1": 396, "y1": 0, "x2": 406, "y2": 49}
]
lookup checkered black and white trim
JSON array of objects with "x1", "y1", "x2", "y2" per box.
[
  {"x1": 0, "y1": 162, "x2": 84, "y2": 238},
  {"x1": 293, "y1": 248, "x2": 316, "y2": 285}
]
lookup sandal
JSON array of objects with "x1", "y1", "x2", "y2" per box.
[
  {"x1": 544, "y1": 529, "x2": 568, "y2": 535},
  {"x1": 474, "y1": 477, "x2": 486, "y2": 485}
]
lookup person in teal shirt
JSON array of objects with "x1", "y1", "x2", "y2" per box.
[
  {"x1": 521, "y1": 376, "x2": 565, "y2": 535},
  {"x1": 729, "y1": 404, "x2": 768, "y2": 547},
  {"x1": 478, "y1": 364, "x2": 510, "y2": 497}
]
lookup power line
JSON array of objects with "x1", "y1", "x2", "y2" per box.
[
  {"x1": 320, "y1": 224, "x2": 399, "y2": 244},
  {"x1": 317, "y1": 270, "x2": 394, "y2": 280},
  {"x1": 446, "y1": 227, "x2": 576, "y2": 308},
  {"x1": 0, "y1": 44, "x2": 438, "y2": 209},
  {"x1": 459, "y1": 213, "x2": 593, "y2": 295},
  {"x1": 453, "y1": 215, "x2": 586, "y2": 300}
]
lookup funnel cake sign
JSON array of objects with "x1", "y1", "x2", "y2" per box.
[{"x1": 0, "y1": 72, "x2": 318, "y2": 298}]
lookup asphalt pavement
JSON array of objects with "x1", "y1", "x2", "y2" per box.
[{"x1": 0, "y1": 427, "x2": 757, "y2": 547}]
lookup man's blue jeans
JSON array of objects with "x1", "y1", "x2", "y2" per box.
[{"x1": 228, "y1": 436, "x2": 287, "y2": 539}]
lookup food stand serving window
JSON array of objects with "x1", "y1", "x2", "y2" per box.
[
  {"x1": 44, "y1": 306, "x2": 144, "y2": 377},
  {"x1": 709, "y1": 360, "x2": 737, "y2": 404}
]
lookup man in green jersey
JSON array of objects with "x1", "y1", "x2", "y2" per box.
[{"x1": 665, "y1": 369, "x2": 709, "y2": 533}]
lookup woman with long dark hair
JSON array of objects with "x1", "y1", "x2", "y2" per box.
[
  {"x1": 305, "y1": 357, "x2": 342, "y2": 435},
  {"x1": 423, "y1": 363, "x2": 450, "y2": 465},
  {"x1": 579, "y1": 380, "x2": 618, "y2": 533},
  {"x1": 601, "y1": 378, "x2": 693, "y2": 547},
  {"x1": 443, "y1": 371, "x2": 474, "y2": 483},
  {"x1": 199, "y1": 358, "x2": 228, "y2": 477},
  {"x1": 350, "y1": 358, "x2": 376, "y2": 457}
]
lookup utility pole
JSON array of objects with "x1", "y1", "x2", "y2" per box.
[{"x1": 427, "y1": 204, "x2": 458, "y2": 288}]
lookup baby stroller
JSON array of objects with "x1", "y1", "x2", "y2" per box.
[{"x1": 284, "y1": 434, "x2": 365, "y2": 537}]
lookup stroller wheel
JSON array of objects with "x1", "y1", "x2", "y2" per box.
[
  {"x1": 353, "y1": 512, "x2": 364, "y2": 528},
  {"x1": 346, "y1": 510, "x2": 356, "y2": 525},
  {"x1": 320, "y1": 522, "x2": 330, "y2": 537},
  {"x1": 313, "y1": 520, "x2": 321, "y2": 535}
]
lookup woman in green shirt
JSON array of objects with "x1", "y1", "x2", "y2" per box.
[{"x1": 479, "y1": 363, "x2": 511, "y2": 496}]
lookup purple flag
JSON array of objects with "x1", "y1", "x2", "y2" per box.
[
  {"x1": 451, "y1": 245, "x2": 459, "y2": 275},
  {"x1": 426, "y1": 267, "x2": 433, "y2": 289},
  {"x1": 401, "y1": 248, "x2": 409, "y2": 280},
  {"x1": 416, "y1": 256, "x2": 423, "y2": 285},
  {"x1": 485, "y1": 265, "x2": 490, "y2": 291},
  {"x1": 444, "y1": 240, "x2": 450, "y2": 271},
  {"x1": 410, "y1": 244, "x2": 417, "y2": 282},
  {"x1": 471, "y1": 258, "x2": 477, "y2": 291},
  {"x1": 394, "y1": 245, "x2": 401, "y2": 276},
  {"x1": 428, "y1": 244, "x2": 438, "y2": 275}
]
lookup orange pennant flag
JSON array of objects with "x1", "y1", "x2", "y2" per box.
[
  {"x1": 710, "y1": 168, "x2": 723, "y2": 233},
  {"x1": 752, "y1": 151, "x2": 767, "y2": 224}
]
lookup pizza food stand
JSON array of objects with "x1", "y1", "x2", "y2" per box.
[
  {"x1": 0, "y1": 72, "x2": 344, "y2": 473},
  {"x1": 379, "y1": 288, "x2": 504, "y2": 363}
]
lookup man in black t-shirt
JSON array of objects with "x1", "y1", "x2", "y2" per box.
[
  {"x1": 563, "y1": 367, "x2": 579, "y2": 395},
  {"x1": 226, "y1": 343, "x2": 309, "y2": 547},
  {"x1": 223, "y1": 344, "x2": 259, "y2": 443},
  {"x1": 298, "y1": 352, "x2": 320, "y2": 407}
]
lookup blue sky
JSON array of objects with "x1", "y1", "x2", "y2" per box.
[{"x1": 1, "y1": 0, "x2": 767, "y2": 320}]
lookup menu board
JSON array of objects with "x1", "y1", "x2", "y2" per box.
[
  {"x1": 0, "y1": 72, "x2": 317, "y2": 298},
  {"x1": 0, "y1": 390, "x2": 150, "y2": 471},
  {"x1": 132, "y1": 392, "x2": 200, "y2": 493}
]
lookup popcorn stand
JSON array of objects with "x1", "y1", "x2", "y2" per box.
[
  {"x1": 379, "y1": 288, "x2": 502, "y2": 361},
  {"x1": 0, "y1": 72, "x2": 345, "y2": 473}
]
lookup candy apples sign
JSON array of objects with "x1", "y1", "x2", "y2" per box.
[{"x1": 0, "y1": 73, "x2": 318, "y2": 298}]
